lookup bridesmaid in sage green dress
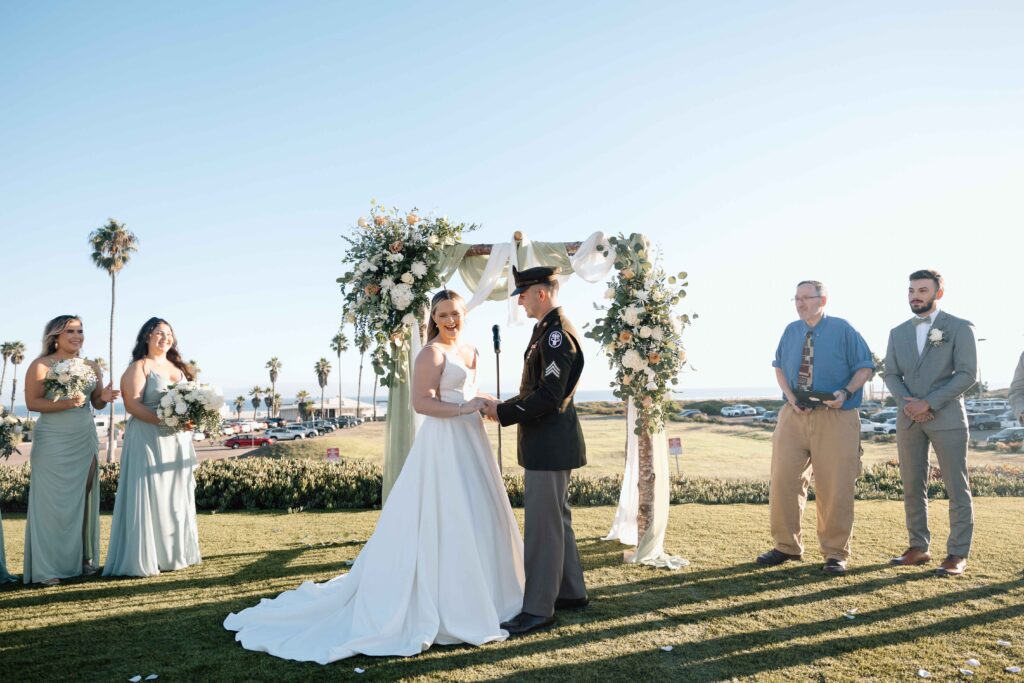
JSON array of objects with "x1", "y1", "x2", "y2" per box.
[
  {"x1": 22, "y1": 315, "x2": 119, "y2": 585},
  {"x1": 1, "y1": 510, "x2": 18, "y2": 583},
  {"x1": 104, "y1": 317, "x2": 202, "y2": 578}
]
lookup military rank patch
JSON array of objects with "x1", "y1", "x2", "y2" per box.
[
  {"x1": 544, "y1": 361, "x2": 561, "y2": 378},
  {"x1": 547, "y1": 330, "x2": 563, "y2": 348}
]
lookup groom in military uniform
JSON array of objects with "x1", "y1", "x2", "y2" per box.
[{"x1": 482, "y1": 266, "x2": 589, "y2": 635}]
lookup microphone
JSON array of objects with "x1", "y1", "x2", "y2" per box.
[{"x1": 492, "y1": 324, "x2": 501, "y2": 354}]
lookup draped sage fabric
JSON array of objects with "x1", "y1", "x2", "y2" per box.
[
  {"x1": 382, "y1": 333, "x2": 417, "y2": 504},
  {"x1": 22, "y1": 379, "x2": 100, "y2": 583},
  {"x1": 1, "y1": 511, "x2": 19, "y2": 582}
]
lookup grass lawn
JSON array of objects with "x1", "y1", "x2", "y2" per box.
[
  {"x1": 2, "y1": 500, "x2": 1023, "y2": 681},
  {"x1": 264, "y1": 417, "x2": 1024, "y2": 480}
]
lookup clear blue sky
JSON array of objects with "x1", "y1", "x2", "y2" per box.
[{"x1": 2, "y1": 1, "x2": 1022, "y2": 406}]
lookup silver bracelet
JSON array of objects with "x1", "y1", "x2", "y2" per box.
[{"x1": 457, "y1": 402, "x2": 464, "y2": 416}]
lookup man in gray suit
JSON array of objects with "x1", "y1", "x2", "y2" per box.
[
  {"x1": 884, "y1": 269, "x2": 978, "y2": 577},
  {"x1": 1010, "y1": 352, "x2": 1024, "y2": 424}
]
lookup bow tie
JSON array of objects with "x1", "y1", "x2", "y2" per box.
[{"x1": 912, "y1": 317, "x2": 932, "y2": 326}]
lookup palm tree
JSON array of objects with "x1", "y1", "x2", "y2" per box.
[
  {"x1": 233, "y1": 395, "x2": 246, "y2": 420},
  {"x1": 329, "y1": 331, "x2": 348, "y2": 414},
  {"x1": 270, "y1": 392, "x2": 281, "y2": 419},
  {"x1": 265, "y1": 357, "x2": 282, "y2": 417},
  {"x1": 89, "y1": 218, "x2": 139, "y2": 462},
  {"x1": 295, "y1": 390, "x2": 312, "y2": 422},
  {"x1": 314, "y1": 358, "x2": 331, "y2": 420},
  {"x1": 354, "y1": 330, "x2": 371, "y2": 419},
  {"x1": 1, "y1": 342, "x2": 15, "y2": 400},
  {"x1": 7, "y1": 342, "x2": 25, "y2": 413},
  {"x1": 262, "y1": 387, "x2": 274, "y2": 416},
  {"x1": 249, "y1": 386, "x2": 263, "y2": 421}
]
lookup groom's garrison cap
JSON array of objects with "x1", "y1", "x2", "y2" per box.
[{"x1": 510, "y1": 266, "x2": 560, "y2": 296}]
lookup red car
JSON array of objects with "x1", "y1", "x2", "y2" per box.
[{"x1": 224, "y1": 434, "x2": 274, "y2": 449}]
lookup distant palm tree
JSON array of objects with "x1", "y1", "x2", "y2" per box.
[
  {"x1": 295, "y1": 389, "x2": 312, "y2": 422},
  {"x1": 329, "y1": 331, "x2": 348, "y2": 414},
  {"x1": 270, "y1": 392, "x2": 281, "y2": 418},
  {"x1": 189, "y1": 359, "x2": 201, "y2": 379},
  {"x1": 7, "y1": 342, "x2": 25, "y2": 413},
  {"x1": 355, "y1": 330, "x2": 371, "y2": 419},
  {"x1": 314, "y1": 358, "x2": 331, "y2": 420},
  {"x1": 89, "y1": 218, "x2": 139, "y2": 462},
  {"x1": 262, "y1": 387, "x2": 274, "y2": 416},
  {"x1": 249, "y1": 386, "x2": 263, "y2": 420},
  {"x1": 1, "y1": 342, "x2": 16, "y2": 400},
  {"x1": 233, "y1": 395, "x2": 246, "y2": 420},
  {"x1": 265, "y1": 357, "x2": 282, "y2": 417}
]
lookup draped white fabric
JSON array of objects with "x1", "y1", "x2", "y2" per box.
[
  {"x1": 464, "y1": 243, "x2": 513, "y2": 312},
  {"x1": 607, "y1": 400, "x2": 689, "y2": 570},
  {"x1": 408, "y1": 309, "x2": 426, "y2": 432},
  {"x1": 564, "y1": 231, "x2": 615, "y2": 283}
]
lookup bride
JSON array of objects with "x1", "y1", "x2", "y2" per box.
[{"x1": 224, "y1": 289, "x2": 525, "y2": 663}]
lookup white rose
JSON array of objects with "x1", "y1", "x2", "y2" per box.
[
  {"x1": 390, "y1": 283, "x2": 414, "y2": 311},
  {"x1": 175, "y1": 401, "x2": 188, "y2": 415},
  {"x1": 652, "y1": 327, "x2": 664, "y2": 341},
  {"x1": 401, "y1": 313, "x2": 418, "y2": 326},
  {"x1": 380, "y1": 277, "x2": 395, "y2": 291},
  {"x1": 160, "y1": 394, "x2": 174, "y2": 408},
  {"x1": 622, "y1": 306, "x2": 641, "y2": 327},
  {"x1": 166, "y1": 416, "x2": 179, "y2": 427},
  {"x1": 389, "y1": 252, "x2": 405, "y2": 262},
  {"x1": 621, "y1": 349, "x2": 643, "y2": 371},
  {"x1": 645, "y1": 381, "x2": 658, "y2": 391},
  {"x1": 400, "y1": 272, "x2": 415, "y2": 285},
  {"x1": 604, "y1": 288, "x2": 616, "y2": 299},
  {"x1": 427, "y1": 235, "x2": 439, "y2": 245},
  {"x1": 58, "y1": 372, "x2": 71, "y2": 384},
  {"x1": 639, "y1": 326, "x2": 652, "y2": 339},
  {"x1": 411, "y1": 261, "x2": 428, "y2": 278}
]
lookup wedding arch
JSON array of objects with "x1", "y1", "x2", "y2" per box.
[{"x1": 338, "y1": 203, "x2": 692, "y2": 568}]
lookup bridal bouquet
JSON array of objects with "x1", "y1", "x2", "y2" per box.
[
  {"x1": 337, "y1": 201, "x2": 476, "y2": 386},
  {"x1": 44, "y1": 357, "x2": 97, "y2": 401},
  {"x1": 0, "y1": 409, "x2": 24, "y2": 460},
  {"x1": 157, "y1": 381, "x2": 225, "y2": 434}
]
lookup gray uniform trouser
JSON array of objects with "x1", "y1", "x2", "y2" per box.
[
  {"x1": 522, "y1": 469, "x2": 587, "y2": 618},
  {"x1": 897, "y1": 422, "x2": 974, "y2": 557}
]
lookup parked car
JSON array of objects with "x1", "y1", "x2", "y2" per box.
[
  {"x1": 287, "y1": 424, "x2": 319, "y2": 438},
  {"x1": 224, "y1": 434, "x2": 274, "y2": 449},
  {"x1": 753, "y1": 410, "x2": 778, "y2": 424},
  {"x1": 753, "y1": 406, "x2": 767, "y2": 415},
  {"x1": 314, "y1": 420, "x2": 336, "y2": 433},
  {"x1": 192, "y1": 431, "x2": 206, "y2": 442},
  {"x1": 860, "y1": 418, "x2": 878, "y2": 435},
  {"x1": 870, "y1": 407, "x2": 900, "y2": 422},
  {"x1": 265, "y1": 427, "x2": 303, "y2": 441},
  {"x1": 721, "y1": 404, "x2": 757, "y2": 417},
  {"x1": 677, "y1": 409, "x2": 705, "y2": 419},
  {"x1": 986, "y1": 427, "x2": 1024, "y2": 444},
  {"x1": 875, "y1": 418, "x2": 898, "y2": 435},
  {"x1": 967, "y1": 412, "x2": 1001, "y2": 431}
]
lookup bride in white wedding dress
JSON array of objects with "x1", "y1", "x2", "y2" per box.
[{"x1": 224, "y1": 290, "x2": 525, "y2": 663}]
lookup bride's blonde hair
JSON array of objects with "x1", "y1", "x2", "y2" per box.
[{"x1": 426, "y1": 289, "x2": 466, "y2": 341}]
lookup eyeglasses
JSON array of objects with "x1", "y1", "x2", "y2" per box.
[{"x1": 791, "y1": 296, "x2": 822, "y2": 303}]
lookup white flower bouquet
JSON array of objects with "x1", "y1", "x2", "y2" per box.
[
  {"x1": 156, "y1": 381, "x2": 225, "y2": 434},
  {"x1": 0, "y1": 409, "x2": 24, "y2": 460},
  {"x1": 44, "y1": 358, "x2": 97, "y2": 401}
]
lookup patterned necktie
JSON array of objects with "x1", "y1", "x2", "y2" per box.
[
  {"x1": 797, "y1": 331, "x2": 813, "y2": 390},
  {"x1": 912, "y1": 317, "x2": 931, "y2": 326}
]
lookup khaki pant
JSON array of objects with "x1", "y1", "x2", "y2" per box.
[{"x1": 769, "y1": 404, "x2": 862, "y2": 561}]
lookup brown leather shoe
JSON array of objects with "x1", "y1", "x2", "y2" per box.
[
  {"x1": 936, "y1": 555, "x2": 967, "y2": 577},
  {"x1": 890, "y1": 547, "x2": 932, "y2": 566}
]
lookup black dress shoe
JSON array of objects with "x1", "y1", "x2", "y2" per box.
[
  {"x1": 554, "y1": 595, "x2": 589, "y2": 610},
  {"x1": 756, "y1": 548, "x2": 802, "y2": 566},
  {"x1": 500, "y1": 612, "x2": 556, "y2": 635},
  {"x1": 822, "y1": 558, "x2": 847, "y2": 575}
]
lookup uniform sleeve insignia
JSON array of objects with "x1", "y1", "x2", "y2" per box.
[
  {"x1": 547, "y1": 330, "x2": 563, "y2": 348},
  {"x1": 544, "y1": 361, "x2": 561, "y2": 378}
]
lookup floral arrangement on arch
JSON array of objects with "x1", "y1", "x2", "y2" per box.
[
  {"x1": 586, "y1": 233, "x2": 694, "y2": 434},
  {"x1": 337, "y1": 201, "x2": 475, "y2": 387}
]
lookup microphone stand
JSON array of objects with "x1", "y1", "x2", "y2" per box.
[{"x1": 492, "y1": 324, "x2": 502, "y2": 474}]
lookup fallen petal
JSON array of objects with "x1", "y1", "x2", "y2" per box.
[
  {"x1": 129, "y1": 677, "x2": 142, "y2": 683},
  {"x1": 145, "y1": 676, "x2": 158, "y2": 681},
  {"x1": 959, "y1": 668, "x2": 974, "y2": 677},
  {"x1": 660, "y1": 646, "x2": 673, "y2": 652},
  {"x1": 1007, "y1": 666, "x2": 1021, "y2": 674},
  {"x1": 845, "y1": 608, "x2": 859, "y2": 615},
  {"x1": 918, "y1": 669, "x2": 931, "y2": 679},
  {"x1": 354, "y1": 667, "x2": 365, "y2": 674},
  {"x1": 966, "y1": 659, "x2": 980, "y2": 667},
  {"x1": 844, "y1": 614, "x2": 856, "y2": 620},
  {"x1": 998, "y1": 640, "x2": 1013, "y2": 647}
]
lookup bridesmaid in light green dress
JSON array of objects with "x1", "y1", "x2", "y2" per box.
[
  {"x1": 1, "y1": 510, "x2": 18, "y2": 583},
  {"x1": 104, "y1": 318, "x2": 201, "y2": 577},
  {"x1": 22, "y1": 315, "x2": 119, "y2": 585}
]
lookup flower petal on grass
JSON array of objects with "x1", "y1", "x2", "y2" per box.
[
  {"x1": 660, "y1": 646, "x2": 673, "y2": 652},
  {"x1": 145, "y1": 676, "x2": 159, "y2": 681},
  {"x1": 959, "y1": 668, "x2": 974, "y2": 676},
  {"x1": 128, "y1": 677, "x2": 142, "y2": 682},
  {"x1": 1005, "y1": 666, "x2": 1021, "y2": 673},
  {"x1": 966, "y1": 659, "x2": 980, "y2": 667},
  {"x1": 998, "y1": 640, "x2": 1013, "y2": 647},
  {"x1": 917, "y1": 669, "x2": 931, "y2": 678},
  {"x1": 354, "y1": 667, "x2": 365, "y2": 674}
]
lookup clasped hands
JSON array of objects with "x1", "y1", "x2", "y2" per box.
[
  {"x1": 902, "y1": 397, "x2": 934, "y2": 423},
  {"x1": 461, "y1": 394, "x2": 500, "y2": 420}
]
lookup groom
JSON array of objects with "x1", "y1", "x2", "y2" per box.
[{"x1": 483, "y1": 266, "x2": 588, "y2": 635}]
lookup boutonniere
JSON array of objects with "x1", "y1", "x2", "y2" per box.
[{"x1": 927, "y1": 328, "x2": 946, "y2": 348}]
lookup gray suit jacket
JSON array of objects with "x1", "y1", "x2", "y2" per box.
[
  {"x1": 883, "y1": 310, "x2": 977, "y2": 431},
  {"x1": 1010, "y1": 351, "x2": 1024, "y2": 418}
]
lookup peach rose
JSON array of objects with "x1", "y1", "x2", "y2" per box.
[
  {"x1": 619, "y1": 330, "x2": 633, "y2": 343},
  {"x1": 389, "y1": 240, "x2": 404, "y2": 253},
  {"x1": 647, "y1": 352, "x2": 661, "y2": 364},
  {"x1": 357, "y1": 217, "x2": 368, "y2": 228},
  {"x1": 621, "y1": 268, "x2": 635, "y2": 280},
  {"x1": 679, "y1": 350, "x2": 687, "y2": 364},
  {"x1": 364, "y1": 284, "x2": 381, "y2": 296},
  {"x1": 622, "y1": 374, "x2": 633, "y2": 386},
  {"x1": 642, "y1": 396, "x2": 653, "y2": 408},
  {"x1": 374, "y1": 215, "x2": 387, "y2": 226},
  {"x1": 406, "y1": 213, "x2": 419, "y2": 225}
]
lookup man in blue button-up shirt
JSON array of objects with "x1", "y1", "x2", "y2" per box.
[{"x1": 756, "y1": 280, "x2": 875, "y2": 575}]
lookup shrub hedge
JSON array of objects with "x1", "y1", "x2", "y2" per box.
[{"x1": 2, "y1": 460, "x2": 1023, "y2": 513}]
